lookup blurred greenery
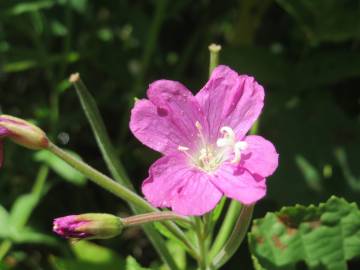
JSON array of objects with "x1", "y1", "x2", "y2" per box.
[{"x1": 0, "y1": 0, "x2": 359, "y2": 269}]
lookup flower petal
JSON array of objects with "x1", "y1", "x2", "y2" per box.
[
  {"x1": 171, "y1": 172, "x2": 223, "y2": 216},
  {"x1": 130, "y1": 99, "x2": 190, "y2": 155},
  {"x1": 241, "y1": 135, "x2": 279, "y2": 178},
  {"x1": 211, "y1": 164, "x2": 266, "y2": 205},
  {"x1": 147, "y1": 80, "x2": 209, "y2": 148},
  {"x1": 130, "y1": 80, "x2": 207, "y2": 155},
  {"x1": 142, "y1": 154, "x2": 222, "y2": 216},
  {"x1": 196, "y1": 65, "x2": 264, "y2": 141}
]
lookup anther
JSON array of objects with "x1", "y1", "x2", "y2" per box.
[
  {"x1": 195, "y1": 121, "x2": 202, "y2": 130},
  {"x1": 178, "y1": 146, "x2": 190, "y2": 151}
]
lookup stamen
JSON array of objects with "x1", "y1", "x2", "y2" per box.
[
  {"x1": 178, "y1": 146, "x2": 189, "y2": 151},
  {"x1": 195, "y1": 121, "x2": 210, "y2": 157},
  {"x1": 231, "y1": 141, "x2": 248, "y2": 164},
  {"x1": 216, "y1": 126, "x2": 236, "y2": 147},
  {"x1": 220, "y1": 127, "x2": 235, "y2": 140},
  {"x1": 178, "y1": 145, "x2": 197, "y2": 164}
]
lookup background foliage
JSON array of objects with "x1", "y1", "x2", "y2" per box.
[{"x1": 0, "y1": 0, "x2": 359, "y2": 269}]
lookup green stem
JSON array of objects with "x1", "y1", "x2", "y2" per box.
[
  {"x1": 32, "y1": 165, "x2": 49, "y2": 197},
  {"x1": 209, "y1": 200, "x2": 242, "y2": 260},
  {"x1": 47, "y1": 142, "x2": 198, "y2": 260},
  {"x1": 69, "y1": 74, "x2": 133, "y2": 188},
  {"x1": 195, "y1": 218, "x2": 207, "y2": 270},
  {"x1": 208, "y1": 44, "x2": 221, "y2": 76},
  {"x1": 212, "y1": 205, "x2": 254, "y2": 269},
  {"x1": 48, "y1": 142, "x2": 157, "y2": 212}
]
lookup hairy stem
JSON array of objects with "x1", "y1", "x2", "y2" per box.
[{"x1": 123, "y1": 212, "x2": 189, "y2": 227}]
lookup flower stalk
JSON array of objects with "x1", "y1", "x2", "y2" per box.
[
  {"x1": 122, "y1": 212, "x2": 189, "y2": 227},
  {"x1": 48, "y1": 142, "x2": 154, "y2": 212},
  {"x1": 47, "y1": 141, "x2": 198, "y2": 260}
]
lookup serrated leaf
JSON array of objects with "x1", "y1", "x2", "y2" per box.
[
  {"x1": 34, "y1": 150, "x2": 87, "y2": 185},
  {"x1": 249, "y1": 197, "x2": 360, "y2": 270}
]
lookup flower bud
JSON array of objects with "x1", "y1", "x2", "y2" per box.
[
  {"x1": 0, "y1": 115, "x2": 49, "y2": 150},
  {"x1": 53, "y1": 213, "x2": 124, "y2": 240}
]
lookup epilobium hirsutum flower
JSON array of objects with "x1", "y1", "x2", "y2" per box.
[
  {"x1": 0, "y1": 115, "x2": 49, "y2": 167},
  {"x1": 53, "y1": 213, "x2": 123, "y2": 240},
  {"x1": 130, "y1": 65, "x2": 279, "y2": 216}
]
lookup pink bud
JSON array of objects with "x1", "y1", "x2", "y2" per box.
[{"x1": 53, "y1": 214, "x2": 123, "y2": 240}]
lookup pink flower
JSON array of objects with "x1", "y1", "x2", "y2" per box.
[{"x1": 130, "y1": 65, "x2": 278, "y2": 216}]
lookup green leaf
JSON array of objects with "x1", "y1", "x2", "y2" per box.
[
  {"x1": 295, "y1": 155, "x2": 323, "y2": 192},
  {"x1": 211, "y1": 197, "x2": 226, "y2": 223},
  {"x1": 70, "y1": 74, "x2": 132, "y2": 188},
  {"x1": 153, "y1": 222, "x2": 189, "y2": 251},
  {"x1": 71, "y1": 240, "x2": 123, "y2": 265},
  {"x1": 2, "y1": 60, "x2": 37, "y2": 72},
  {"x1": 51, "y1": 241, "x2": 125, "y2": 270},
  {"x1": 34, "y1": 150, "x2": 87, "y2": 185},
  {"x1": 12, "y1": 228, "x2": 57, "y2": 245},
  {"x1": 0, "y1": 205, "x2": 12, "y2": 238},
  {"x1": 252, "y1": 255, "x2": 267, "y2": 270},
  {"x1": 126, "y1": 256, "x2": 150, "y2": 270},
  {"x1": 166, "y1": 240, "x2": 186, "y2": 270},
  {"x1": 3, "y1": 1, "x2": 55, "y2": 16},
  {"x1": 51, "y1": 20, "x2": 68, "y2": 36},
  {"x1": 9, "y1": 193, "x2": 39, "y2": 229},
  {"x1": 276, "y1": 0, "x2": 360, "y2": 43},
  {"x1": 249, "y1": 197, "x2": 360, "y2": 270}
]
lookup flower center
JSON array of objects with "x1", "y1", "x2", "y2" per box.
[{"x1": 178, "y1": 122, "x2": 247, "y2": 173}]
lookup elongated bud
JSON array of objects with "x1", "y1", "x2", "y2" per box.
[
  {"x1": 0, "y1": 115, "x2": 49, "y2": 150},
  {"x1": 53, "y1": 213, "x2": 123, "y2": 240}
]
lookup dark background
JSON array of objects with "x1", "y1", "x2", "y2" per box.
[{"x1": 0, "y1": 0, "x2": 360, "y2": 269}]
